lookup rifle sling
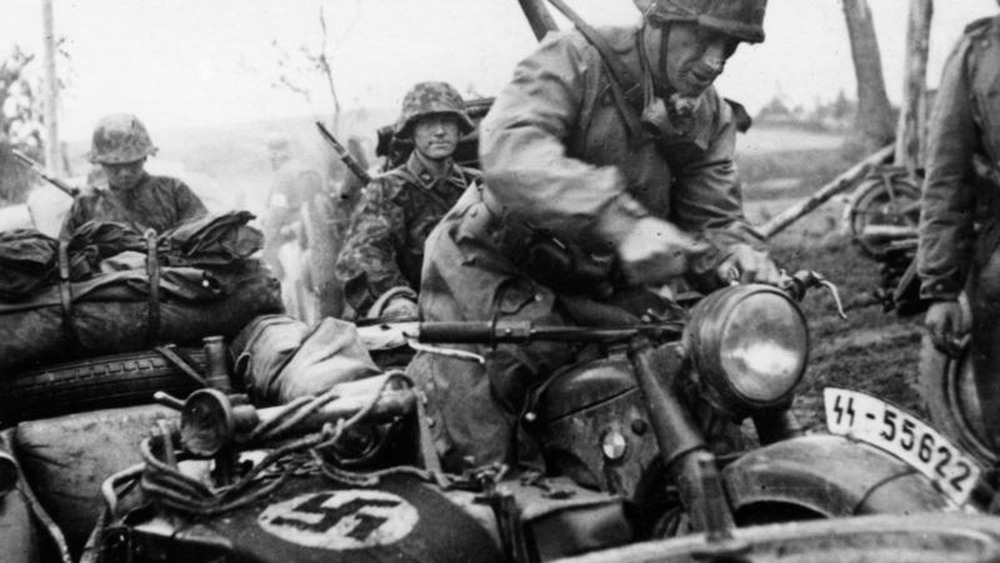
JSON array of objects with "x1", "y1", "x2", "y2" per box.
[{"x1": 545, "y1": 0, "x2": 646, "y2": 142}]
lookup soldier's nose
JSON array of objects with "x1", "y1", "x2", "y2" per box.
[{"x1": 703, "y1": 43, "x2": 727, "y2": 73}]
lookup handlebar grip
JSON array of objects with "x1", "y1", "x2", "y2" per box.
[{"x1": 418, "y1": 322, "x2": 496, "y2": 343}]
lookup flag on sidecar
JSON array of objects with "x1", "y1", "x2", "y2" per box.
[{"x1": 198, "y1": 473, "x2": 505, "y2": 563}]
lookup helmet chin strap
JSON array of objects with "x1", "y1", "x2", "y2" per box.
[{"x1": 640, "y1": 22, "x2": 700, "y2": 137}]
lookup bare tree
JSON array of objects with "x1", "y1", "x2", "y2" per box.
[
  {"x1": 842, "y1": 0, "x2": 895, "y2": 154},
  {"x1": 0, "y1": 46, "x2": 44, "y2": 203},
  {"x1": 271, "y1": 3, "x2": 361, "y2": 137},
  {"x1": 267, "y1": 3, "x2": 364, "y2": 320},
  {"x1": 895, "y1": 0, "x2": 933, "y2": 174}
]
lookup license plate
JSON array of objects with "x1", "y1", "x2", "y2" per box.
[{"x1": 823, "y1": 387, "x2": 982, "y2": 506}]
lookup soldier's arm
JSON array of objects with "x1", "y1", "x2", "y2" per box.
[
  {"x1": 662, "y1": 93, "x2": 780, "y2": 287},
  {"x1": 917, "y1": 37, "x2": 980, "y2": 301},
  {"x1": 172, "y1": 179, "x2": 209, "y2": 223},
  {"x1": 334, "y1": 178, "x2": 409, "y2": 313},
  {"x1": 479, "y1": 31, "x2": 644, "y2": 248},
  {"x1": 668, "y1": 93, "x2": 761, "y2": 252}
]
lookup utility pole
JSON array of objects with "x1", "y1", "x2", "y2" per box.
[
  {"x1": 894, "y1": 0, "x2": 933, "y2": 176},
  {"x1": 42, "y1": 0, "x2": 60, "y2": 175}
]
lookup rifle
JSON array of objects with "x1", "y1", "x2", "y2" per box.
[
  {"x1": 11, "y1": 149, "x2": 80, "y2": 197},
  {"x1": 315, "y1": 122, "x2": 372, "y2": 185}
]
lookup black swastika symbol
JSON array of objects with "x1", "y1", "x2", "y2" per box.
[{"x1": 270, "y1": 493, "x2": 401, "y2": 541}]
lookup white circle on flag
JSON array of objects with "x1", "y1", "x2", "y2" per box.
[{"x1": 258, "y1": 489, "x2": 419, "y2": 550}]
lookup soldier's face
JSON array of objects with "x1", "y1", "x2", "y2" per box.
[
  {"x1": 412, "y1": 115, "x2": 460, "y2": 161},
  {"x1": 663, "y1": 23, "x2": 739, "y2": 97},
  {"x1": 102, "y1": 159, "x2": 146, "y2": 190}
]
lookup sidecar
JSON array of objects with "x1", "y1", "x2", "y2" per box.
[{"x1": 558, "y1": 512, "x2": 1000, "y2": 563}]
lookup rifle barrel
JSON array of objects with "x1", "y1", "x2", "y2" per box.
[
  {"x1": 315, "y1": 122, "x2": 372, "y2": 185},
  {"x1": 10, "y1": 149, "x2": 79, "y2": 197}
]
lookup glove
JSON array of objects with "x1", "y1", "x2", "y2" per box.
[
  {"x1": 925, "y1": 300, "x2": 965, "y2": 356},
  {"x1": 617, "y1": 217, "x2": 711, "y2": 286},
  {"x1": 715, "y1": 243, "x2": 782, "y2": 286}
]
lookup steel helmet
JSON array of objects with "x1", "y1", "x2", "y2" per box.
[
  {"x1": 394, "y1": 81, "x2": 475, "y2": 139},
  {"x1": 633, "y1": 0, "x2": 767, "y2": 44},
  {"x1": 265, "y1": 133, "x2": 291, "y2": 153},
  {"x1": 88, "y1": 113, "x2": 158, "y2": 164}
]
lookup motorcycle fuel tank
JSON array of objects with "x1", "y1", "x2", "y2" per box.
[{"x1": 530, "y1": 354, "x2": 660, "y2": 497}]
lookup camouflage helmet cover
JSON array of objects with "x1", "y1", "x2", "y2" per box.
[
  {"x1": 634, "y1": 0, "x2": 767, "y2": 44},
  {"x1": 394, "y1": 81, "x2": 475, "y2": 139},
  {"x1": 89, "y1": 113, "x2": 158, "y2": 164}
]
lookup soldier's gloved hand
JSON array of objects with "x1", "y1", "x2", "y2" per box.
[
  {"x1": 925, "y1": 300, "x2": 965, "y2": 356},
  {"x1": 715, "y1": 243, "x2": 782, "y2": 286},
  {"x1": 381, "y1": 296, "x2": 420, "y2": 321},
  {"x1": 617, "y1": 217, "x2": 711, "y2": 286}
]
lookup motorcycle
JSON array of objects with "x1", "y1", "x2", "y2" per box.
[{"x1": 77, "y1": 271, "x2": 992, "y2": 563}]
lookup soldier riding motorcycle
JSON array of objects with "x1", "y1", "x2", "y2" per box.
[{"x1": 80, "y1": 268, "x2": 990, "y2": 563}]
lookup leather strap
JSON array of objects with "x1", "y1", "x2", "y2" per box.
[
  {"x1": 545, "y1": 0, "x2": 646, "y2": 141},
  {"x1": 56, "y1": 240, "x2": 79, "y2": 350},
  {"x1": 155, "y1": 344, "x2": 208, "y2": 387},
  {"x1": 145, "y1": 229, "x2": 161, "y2": 345}
]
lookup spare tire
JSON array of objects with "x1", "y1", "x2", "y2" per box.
[
  {"x1": 0, "y1": 348, "x2": 205, "y2": 425},
  {"x1": 919, "y1": 333, "x2": 997, "y2": 468}
]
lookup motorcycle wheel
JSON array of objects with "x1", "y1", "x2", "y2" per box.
[
  {"x1": 0, "y1": 349, "x2": 204, "y2": 424},
  {"x1": 847, "y1": 168, "x2": 921, "y2": 258},
  {"x1": 919, "y1": 333, "x2": 997, "y2": 467}
]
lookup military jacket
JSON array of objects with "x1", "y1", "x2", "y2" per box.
[
  {"x1": 335, "y1": 151, "x2": 479, "y2": 313},
  {"x1": 406, "y1": 27, "x2": 763, "y2": 470},
  {"x1": 479, "y1": 26, "x2": 761, "y2": 266},
  {"x1": 918, "y1": 16, "x2": 1000, "y2": 301},
  {"x1": 60, "y1": 173, "x2": 207, "y2": 238}
]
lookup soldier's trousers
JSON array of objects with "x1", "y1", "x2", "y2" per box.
[{"x1": 970, "y1": 248, "x2": 1000, "y2": 451}]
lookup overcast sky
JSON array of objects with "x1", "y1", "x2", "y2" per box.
[{"x1": 3, "y1": 0, "x2": 997, "y2": 141}]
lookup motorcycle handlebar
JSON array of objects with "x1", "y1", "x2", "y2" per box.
[
  {"x1": 417, "y1": 321, "x2": 508, "y2": 344},
  {"x1": 780, "y1": 270, "x2": 847, "y2": 319},
  {"x1": 415, "y1": 320, "x2": 682, "y2": 345},
  {"x1": 412, "y1": 270, "x2": 840, "y2": 346}
]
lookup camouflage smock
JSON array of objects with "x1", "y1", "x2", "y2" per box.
[
  {"x1": 335, "y1": 151, "x2": 479, "y2": 314},
  {"x1": 409, "y1": 26, "x2": 762, "y2": 471},
  {"x1": 918, "y1": 15, "x2": 1000, "y2": 301},
  {"x1": 60, "y1": 173, "x2": 207, "y2": 238}
]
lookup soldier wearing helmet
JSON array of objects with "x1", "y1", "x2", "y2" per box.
[
  {"x1": 409, "y1": 0, "x2": 777, "y2": 472},
  {"x1": 60, "y1": 113, "x2": 206, "y2": 238},
  {"x1": 918, "y1": 8, "x2": 1000, "y2": 450},
  {"x1": 335, "y1": 81, "x2": 479, "y2": 320}
]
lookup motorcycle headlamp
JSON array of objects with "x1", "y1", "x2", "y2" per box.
[{"x1": 686, "y1": 285, "x2": 808, "y2": 413}]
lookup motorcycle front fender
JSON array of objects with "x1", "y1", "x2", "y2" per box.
[{"x1": 723, "y1": 434, "x2": 956, "y2": 520}]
